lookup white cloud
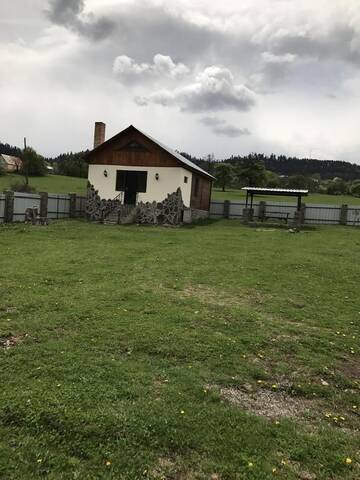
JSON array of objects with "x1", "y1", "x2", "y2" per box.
[
  {"x1": 136, "y1": 66, "x2": 256, "y2": 112},
  {"x1": 113, "y1": 53, "x2": 189, "y2": 80}
]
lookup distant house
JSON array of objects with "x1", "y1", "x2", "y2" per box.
[
  {"x1": 45, "y1": 162, "x2": 54, "y2": 174},
  {"x1": 0, "y1": 154, "x2": 22, "y2": 173},
  {"x1": 85, "y1": 123, "x2": 214, "y2": 216}
]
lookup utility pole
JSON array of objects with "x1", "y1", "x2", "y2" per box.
[{"x1": 23, "y1": 137, "x2": 29, "y2": 185}]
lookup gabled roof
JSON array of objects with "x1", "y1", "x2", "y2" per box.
[{"x1": 85, "y1": 125, "x2": 214, "y2": 180}]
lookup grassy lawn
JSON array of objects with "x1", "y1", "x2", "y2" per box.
[
  {"x1": 0, "y1": 174, "x2": 87, "y2": 195},
  {"x1": 1, "y1": 220, "x2": 360, "y2": 479},
  {"x1": 212, "y1": 188, "x2": 360, "y2": 206}
]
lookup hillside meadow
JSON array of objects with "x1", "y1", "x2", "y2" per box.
[
  {"x1": 0, "y1": 220, "x2": 359, "y2": 479},
  {"x1": 0, "y1": 174, "x2": 87, "y2": 195}
]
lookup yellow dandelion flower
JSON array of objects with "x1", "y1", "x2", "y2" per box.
[
  {"x1": 248, "y1": 462, "x2": 253, "y2": 468},
  {"x1": 352, "y1": 405, "x2": 357, "y2": 409},
  {"x1": 180, "y1": 410, "x2": 185, "y2": 414},
  {"x1": 345, "y1": 458, "x2": 352, "y2": 465},
  {"x1": 257, "y1": 380, "x2": 263, "y2": 384},
  {"x1": 106, "y1": 460, "x2": 112, "y2": 467},
  {"x1": 280, "y1": 460, "x2": 287, "y2": 465},
  {"x1": 271, "y1": 384, "x2": 277, "y2": 389},
  {"x1": 272, "y1": 467, "x2": 277, "y2": 473}
]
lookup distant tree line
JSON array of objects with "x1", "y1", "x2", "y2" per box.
[
  {"x1": 45, "y1": 151, "x2": 89, "y2": 178},
  {"x1": 181, "y1": 151, "x2": 360, "y2": 197},
  {"x1": 184, "y1": 152, "x2": 360, "y2": 182}
]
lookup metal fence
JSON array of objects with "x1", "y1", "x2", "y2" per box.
[
  {"x1": 210, "y1": 200, "x2": 360, "y2": 226},
  {"x1": 0, "y1": 192, "x2": 87, "y2": 223},
  {"x1": 13, "y1": 192, "x2": 41, "y2": 222}
]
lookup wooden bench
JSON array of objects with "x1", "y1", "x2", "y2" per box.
[{"x1": 261, "y1": 212, "x2": 290, "y2": 224}]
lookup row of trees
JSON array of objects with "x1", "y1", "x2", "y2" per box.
[
  {"x1": 211, "y1": 161, "x2": 360, "y2": 197},
  {"x1": 45, "y1": 151, "x2": 89, "y2": 178}
]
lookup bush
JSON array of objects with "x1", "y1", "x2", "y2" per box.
[
  {"x1": 21, "y1": 147, "x2": 46, "y2": 177},
  {"x1": 9, "y1": 181, "x2": 37, "y2": 193},
  {"x1": 351, "y1": 181, "x2": 360, "y2": 197},
  {"x1": 327, "y1": 179, "x2": 349, "y2": 195}
]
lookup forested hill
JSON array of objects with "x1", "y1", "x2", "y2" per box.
[
  {"x1": 1, "y1": 140, "x2": 359, "y2": 181},
  {"x1": 0, "y1": 142, "x2": 22, "y2": 158},
  {"x1": 227, "y1": 154, "x2": 360, "y2": 181},
  {"x1": 182, "y1": 152, "x2": 360, "y2": 181}
]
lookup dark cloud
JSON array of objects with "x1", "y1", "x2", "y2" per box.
[
  {"x1": 200, "y1": 116, "x2": 250, "y2": 137},
  {"x1": 46, "y1": 0, "x2": 115, "y2": 40},
  {"x1": 200, "y1": 116, "x2": 226, "y2": 127},
  {"x1": 212, "y1": 125, "x2": 251, "y2": 138},
  {"x1": 46, "y1": 0, "x2": 84, "y2": 25}
]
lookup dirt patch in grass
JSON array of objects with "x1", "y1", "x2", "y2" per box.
[
  {"x1": 338, "y1": 360, "x2": 360, "y2": 380},
  {"x1": 149, "y1": 457, "x2": 197, "y2": 480},
  {"x1": 218, "y1": 386, "x2": 314, "y2": 419},
  {"x1": 180, "y1": 284, "x2": 270, "y2": 308},
  {"x1": 0, "y1": 334, "x2": 28, "y2": 349}
]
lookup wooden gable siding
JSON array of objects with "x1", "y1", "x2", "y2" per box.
[
  {"x1": 190, "y1": 174, "x2": 212, "y2": 211},
  {"x1": 88, "y1": 129, "x2": 179, "y2": 168}
]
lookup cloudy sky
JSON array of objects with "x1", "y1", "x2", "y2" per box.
[{"x1": 1, "y1": 0, "x2": 360, "y2": 162}]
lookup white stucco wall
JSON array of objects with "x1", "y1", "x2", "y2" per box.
[{"x1": 88, "y1": 164, "x2": 193, "y2": 206}]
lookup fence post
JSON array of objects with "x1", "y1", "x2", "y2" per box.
[
  {"x1": 292, "y1": 203, "x2": 306, "y2": 228},
  {"x1": 4, "y1": 191, "x2": 14, "y2": 223},
  {"x1": 340, "y1": 204, "x2": 348, "y2": 225},
  {"x1": 223, "y1": 200, "x2": 230, "y2": 219},
  {"x1": 300, "y1": 203, "x2": 306, "y2": 225},
  {"x1": 258, "y1": 201, "x2": 266, "y2": 221},
  {"x1": 69, "y1": 193, "x2": 77, "y2": 218},
  {"x1": 39, "y1": 192, "x2": 48, "y2": 218}
]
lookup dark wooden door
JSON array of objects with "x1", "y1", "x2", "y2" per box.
[{"x1": 124, "y1": 171, "x2": 138, "y2": 205}]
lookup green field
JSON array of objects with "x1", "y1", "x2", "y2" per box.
[
  {"x1": 0, "y1": 174, "x2": 87, "y2": 195},
  {"x1": 1, "y1": 220, "x2": 359, "y2": 479},
  {"x1": 212, "y1": 188, "x2": 360, "y2": 206}
]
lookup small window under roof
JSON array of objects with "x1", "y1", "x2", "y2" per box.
[{"x1": 119, "y1": 141, "x2": 148, "y2": 152}]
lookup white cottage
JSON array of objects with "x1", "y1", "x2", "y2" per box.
[{"x1": 85, "y1": 123, "x2": 213, "y2": 215}]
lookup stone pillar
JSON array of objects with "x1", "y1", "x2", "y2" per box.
[
  {"x1": 258, "y1": 201, "x2": 266, "y2": 221},
  {"x1": 39, "y1": 192, "x2": 48, "y2": 218},
  {"x1": 223, "y1": 200, "x2": 230, "y2": 219},
  {"x1": 69, "y1": 193, "x2": 77, "y2": 218},
  {"x1": 4, "y1": 191, "x2": 14, "y2": 223},
  {"x1": 340, "y1": 204, "x2": 348, "y2": 226},
  {"x1": 292, "y1": 203, "x2": 306, "y2": 228},
  {"x1": 242, "y1": 208, "x2": 254, "y2": 223}
]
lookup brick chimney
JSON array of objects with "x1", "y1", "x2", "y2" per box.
[{"x1": 93, "y1": 122, "x2": 106, "y2": 149}]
